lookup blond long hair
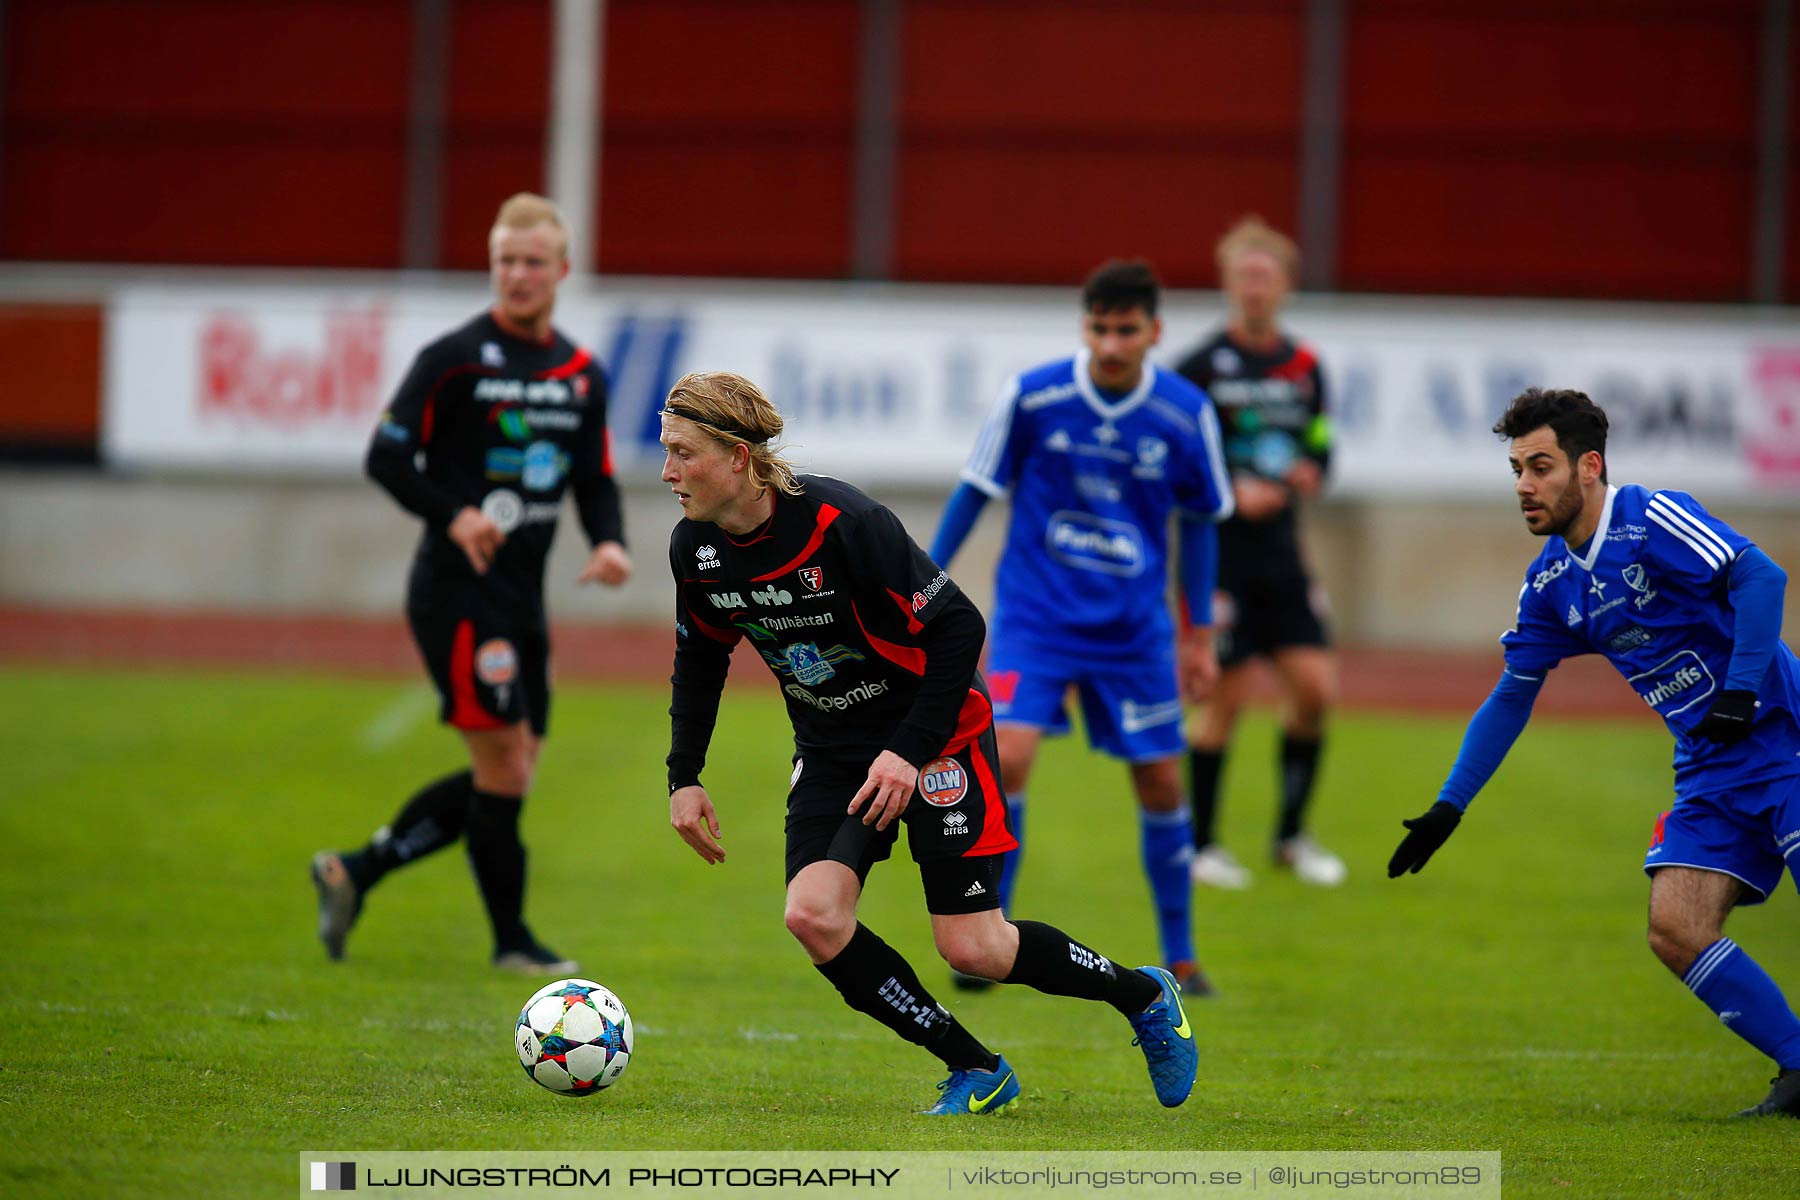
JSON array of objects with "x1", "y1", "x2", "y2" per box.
[{"x1": 661, "y1": 372, "x2": 803, "y2": 497}]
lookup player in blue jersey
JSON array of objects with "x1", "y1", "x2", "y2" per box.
[
  {"x1": 931, "y1": 260, "x2": 1235, "y2": 997},
  {"x1": 1390, "y1": 387, "x2": 1800, "y2": 1119}
]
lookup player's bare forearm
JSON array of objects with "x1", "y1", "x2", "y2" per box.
[{"x1": 670, "y1": 784, "x2": 725, "y2": 864}]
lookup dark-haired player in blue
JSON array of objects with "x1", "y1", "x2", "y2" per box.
[
  {"x1": 1390, "y1": 387, "x2": 1800, "y2": 1119},
  {"x1": 931, "y1": 260, "x2": 1234, "y2": 997}
]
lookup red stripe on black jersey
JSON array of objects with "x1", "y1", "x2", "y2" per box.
[
  {"x1": 538, "y1": 347, "x2": 594, "y2": 380},
  {"x1": 752, "y1": 504, "x2": 842, "y2": 582},
  {"x1": 680, "y1": 595, "x2": 743, "y2": 644},
  {"x1": 601, "y1": 428, "x2": 614, "y2": 477},
  {"x1": 941, "y1": 688, "x2": 993, "y2": 754},
  {"x1": 965, "y1": 736, "x2": 1019, "y2": 857},
  {"x1": 1268, "y1": 344, "x2": 1318, "y2": 381},
  {"x1": 420, "y1": 363, "x2": 494, "y2": 445},
  {"x1": 852, "y1": 598, "x2": 927, "y2": 675},
  {"x1": 885, "y1": 589, "x2": 925, "y2": 635}
]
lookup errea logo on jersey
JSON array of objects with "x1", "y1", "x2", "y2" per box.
[{"x1": 696, "y1": 545, "x2": 720, "y2": 570}]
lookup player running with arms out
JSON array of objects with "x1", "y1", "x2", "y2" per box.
[
  {"x1": 1390, "y1": 387, "x2": 1800, "y2": 1119},
  {"x1": 929, "y1": 260, "x2": 1234, "y2": 997},
  {"x1": 660, "y1": 372, "x2": 1196, "y2": 1115},
  {"x1": 1174, "y1": 216, "x2": 1343, "y2": 891},
  {"x1": 311, "y1": 193, "x2": 632, "y2": 974}
]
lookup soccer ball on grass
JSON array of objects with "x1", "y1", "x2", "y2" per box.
[{"x1": 513, "y1": 978, "x2": 632, "y2": 1095}]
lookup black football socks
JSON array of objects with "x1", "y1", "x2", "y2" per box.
[
  {"x1": 1187, "y1": 747, "x2": 1225, "y2": 850},
  {"x1": 1277, "y1": 734, "x2": 1323, "y2": 843},
  {"x1": 1004, "y1": 919, "x2": 1160, "y2": 1015},
  {"x1": 465, "y1": 787, "x2": 530, "y2": 951},
  {"x1": 815, "y1": 923, "x2": 997, "y2": 1071},
  {"x1": 342, "y1": 769, "x2": 473, "y2": 891}
]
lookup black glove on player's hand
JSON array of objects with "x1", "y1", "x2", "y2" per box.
[
  {"x1": 1387, "y1": 801, "x2": 1464, "y2": 878},
  {"x1": 1693, "y1": 689, "x2": 1758, "y2": 745}
]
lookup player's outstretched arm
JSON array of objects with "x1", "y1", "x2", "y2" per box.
[
  {"x1": 1388, "y1": 802, "x2": 1463, "y2": 876},
  {"x1": 670, "y1": 784, "x2": 724, "y2": 864},
  {"x1": 928, "y1": 482, "x2": 990, "y2": 568},
  {"x1": 1388, "y1": 668, "x2": 1545, "y2": 878}
]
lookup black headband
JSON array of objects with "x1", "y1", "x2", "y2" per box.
[{"x1": 662, "y1": 403, "x2": 769, "y2": 445}]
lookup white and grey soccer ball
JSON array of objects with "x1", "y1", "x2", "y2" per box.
[{"x1": 513, "y1": 978, "x2": 633, "y2": 1096}]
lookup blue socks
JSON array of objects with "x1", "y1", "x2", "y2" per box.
[
  {"x1": 996, "y1": 792, "x2": 1026, "y2": 913},
  {"x1": 1684, "y1": 938, "x2": 1800, "y2": 1070},
  {"x1": 1139, "y1": 806, "x2": 1195, "y2": 967}
]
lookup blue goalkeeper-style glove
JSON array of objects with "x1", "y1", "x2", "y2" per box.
[
  {"x1": 1693, "y1": 690, "x2": 1757, "y2": 745},
  {"x1": 1387, "y1": 801, "x2": 1463, "y2": 877}
]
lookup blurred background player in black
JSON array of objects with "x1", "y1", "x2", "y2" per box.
[
  {"x1": 311, "y1": 193, "x2": 632, "y2": 973},
  {"x1": 1175, "y1": 216, "x2": 1344, "y2": 890}
]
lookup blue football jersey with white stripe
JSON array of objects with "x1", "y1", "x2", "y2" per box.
[
  {"x1": 960, "y1": 350, "x2": 1233, "y2": 666},
  {"x1": 1501, "y1": 484, "x2": 1800, "y2": 798}
]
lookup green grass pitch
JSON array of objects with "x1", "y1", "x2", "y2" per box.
[{"x1": 2, "y1": 665, "x2": 1797, "y2": 1198}]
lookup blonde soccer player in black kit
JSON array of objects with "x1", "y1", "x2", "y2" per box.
[
  {"x1": 1175, "y1": 216, "x2": 1344, "y2": 891},
  {"x1": 311, "y1": 194, "x2": 631, "y2": 973},
  {"x1": 658, "y1": 371, "x2": 1197, "y2": 1114}
]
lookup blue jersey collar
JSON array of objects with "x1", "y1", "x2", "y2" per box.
[
  {"x1": 1565, "y1": 484, "x2": 1618, "y2": 573},
  {"x1": 1073, "y1": 349, "x2": 1156, "y2": 423}
]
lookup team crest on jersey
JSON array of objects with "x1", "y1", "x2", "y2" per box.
[
  {"x1": 784, "y1": 643, "x2": 833, "y2": 684},
  {"x1": 475, "y1": 638, "x2": 518, "y2": 686},
  {"x1": 1622, "y1": 563, "x2": 1659, "y2": 609},
  {"x1": 799, "y1": 566, "x2": 824, "y2": 592},
  {"x1": 918, "y1": 758, "x2": 968, "y2": 807}
]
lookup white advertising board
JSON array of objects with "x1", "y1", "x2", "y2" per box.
[{"x1": 104, "y1": 282, "x2": 1800, "y2": 501}]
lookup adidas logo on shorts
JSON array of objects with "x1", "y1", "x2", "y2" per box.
[{"x1": 963, "y1": 881, "x2": 986, "y2": 898}]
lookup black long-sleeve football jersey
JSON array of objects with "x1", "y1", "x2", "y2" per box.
[
  {"x1": 1175, "y1": 329, "x2": 1330, "y2": 560},
  {"x1": 666, "y1": 475, "x2": 989, "y2": 789},
  {"x1": 366, "y1": 310, "x2": 623, "y2": 627}
]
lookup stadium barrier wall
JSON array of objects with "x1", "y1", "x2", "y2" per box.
[{"x1": 3, "y1": 273, "x2": 1798, "y2": 647}]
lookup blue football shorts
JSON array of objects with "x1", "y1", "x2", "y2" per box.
[
  {"x1": 1643, "y1": 772, "x2": 1800, "y2": 904},
  {"x1": 985, "y1": 639, "x2": 1184, "y2": 763}
]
